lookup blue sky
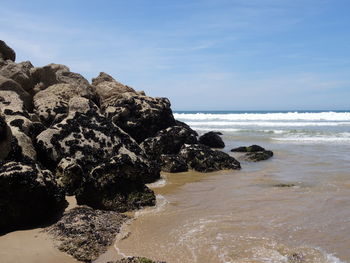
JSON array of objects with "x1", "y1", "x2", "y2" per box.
[{"x1": 1, "y1": 0, "x2": 350, "y2": 110}]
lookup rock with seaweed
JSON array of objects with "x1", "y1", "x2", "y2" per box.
[
  {"x1": 0, "y1": 161, "x2": 66, "y2": 232},
  {"x1": 231, "y1": 144, "x2": 273, "y2": 161},
  {"x1": 92, "y1": 72, "x2": 176, "y2": 142},
  {"x1": 47, "y1": 206, "x2": 129, "y2": 262},
  {"x1": 180, "y1": 144, "x2": 241, "y2": 172}
]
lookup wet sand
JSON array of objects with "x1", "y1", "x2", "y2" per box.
[{"x1": 97, "y1": 143, "x2": 350, "y2": 263}]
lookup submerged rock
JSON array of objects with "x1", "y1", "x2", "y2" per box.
[
  {"x1": 231, "y1": 145, "x2": 265, "y2": 152},
  {"x1": 111, "y1": 257, "x2": 166, "y2": 263},
  {"x1": 179, "y1": 144, "x2": 241, "y2": 172},
  {"x1": 198, "y1": 131, "x2": 225, "y2": 148},
  {"x1": 47, "y1": 206, "x2": 129, "y2": 262},
  {"x1": 0, "y1": 40, "x2": 16, "y2": 61},
  {"x1": 160, "y1": 154, "x2": 188, "y2": 173},
  {"x1": 0, "y1": 161, "x2": 66, "y2": 232},
  {"x1": 273, "y1": 183, "x2": 296, "y2": 188},
  {"x1": 231, "y1": 145, "x2": 273, "y2": 162}
]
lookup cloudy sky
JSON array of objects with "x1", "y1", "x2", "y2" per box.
[{"x1": 1, "y1": 0, "x2": 349, "y2": 110}]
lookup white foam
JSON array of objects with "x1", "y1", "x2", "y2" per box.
[
  {"x1": 273, "y1": 136, "x2": 350, "y2": 143},
  {"x1": 147, "y1": 178, "x2": 167, "y2": 188},
  {"x1": 174, "y1": 112, "x2": 350, "y2": 121},
  {"x1": 187, "y1": 121, "x2": 350, "y2": 127},
  {"x1": 134, "y1": 194, "x2": 169, "y2": 217}
]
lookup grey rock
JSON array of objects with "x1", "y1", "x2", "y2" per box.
[
  {"x1": 0, "y1": 60, "x2": 34, "y2": 93},
  {"x1": 0, "y1": 75, "x2": 33, "y2": 110},
  {"x1": 92, "y1": 72, "x2": 176, "y2": 142},
  {"x1": 0, "y1": 91, "x2": 38, "y2": 161},
  {"x1": 30, "y1": 63, "x2": 90, "y2": 94},
  {"x1": 33, "y1": 83, "x2": 96, "y2": 125}
]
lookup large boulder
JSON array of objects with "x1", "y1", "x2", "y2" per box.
[
  {"x1": 0, "y1": 60, "x2": 34, "y2": 93},
  {"x1": 0, "y1": 75, "x2": 33, "y2": 110},
  {"x1": 179, "y1": 144, "x2": 241, "y2": 172},
  {"x1": 0, "y1": 161, "x2": 66, "y2": 232},
  {"x1": 33, "y1": 83, "x2": 96, "y2": 125},
  {"x1": 92, "y1": 73, "x2": 176, "y2": 142},
  {"x1": 141, "y1": 125, "x2": 198, "y2": 160},
  {"x1": 36, "y1": 97, "x2": 160, "y2": 194},
  {"x1": 198, "y1": 131, "x2": 225, "y2": 148},
  {"x1": 30, "y1": 63, "x2": 90, "y2": 94},
  {"x1": 92, "y1": 72, "x2": 135, "y2": 104},
  {"x1": 0, "y1": 113, "x2": 12, "y2": 160},
  {"x1": 76, "y1": 152, "x2": 157, "y2": 212},
  {"x1": 0, "y1": 40, "x2": 15, "y2": 61},
  {"x1": 47, "y1": 206, "x2": 129, "y2": 262},
  {"x1": 0, "y1": 91, "x2": 40, "y2": 161},
  {"x1": 230, "y1": 145, "x2": 273, "y2": 162}
]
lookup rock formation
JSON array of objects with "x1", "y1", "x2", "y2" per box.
[
  {"x1": 198, "y1": 131, "x2": 225, "y2": 148},
  {"x1": 231, "y1": 144, "x2": 273, "y2": 161}
]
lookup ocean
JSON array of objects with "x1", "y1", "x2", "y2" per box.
[{"x1": 99, "y1": 111, "x2": 350, "y2": 263}]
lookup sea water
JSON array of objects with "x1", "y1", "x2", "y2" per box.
[{"x1": 98, "y1": 111, "x2": 350, "y2": 263}]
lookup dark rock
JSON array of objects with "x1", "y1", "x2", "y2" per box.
[
  {"x1": 0, "y1": 112, "x2": 12, "y2": 160},
  {"x1": 47, "y1": 206, "x2": 129, "y2": 262},
  {"x1": 0, "y1": 161, "x2": 66, "y2": 232},
  {"x1": 273, "y1": 183, "x2": 296, "y2": 188},
  {"x1": 231, "y1": 145, "x2": 273, "y2": 162},
  {"x1": 174, "y1": 120, "x2": 198, "y2": 136},
  {"x1": 36, "y1": 98, "x2": 160, "y2": 195},
  {"x1": 160, "y1": 154, "x2": 188, "y2": 173},
  {"x1": 230, "y1": 145, "x2": 265, "y2": 152},
  {"x1": 0, "y1": 61, "x2": 34, "y2": 93},
  {"x1": 243, "y1": 150, "x2": 273, "y2": 162},
  {"x1": 92, "y1": 73, "x2": 176, "y2": 142},
  {"x1": 110, "y1": 257, "x2": 166, "y2": 263},
  {"x1": 0, "y1": 75, "x2": 33, "y2": 110},
  {"x1": 198, "y1": 131, "x2": 225, "y2": 148},
  {"x1": 140, "y1": 125, "x2": 198, "y2": 160},
  {"x1": 0, "y1": 40, "x2": 16, "y2": 61},
  {"x1": 76, "y1": 152, "x2": 157, "y2": 212},
  {"x1": 179, "y1": 144, "x2": 241, "y2": 172}
]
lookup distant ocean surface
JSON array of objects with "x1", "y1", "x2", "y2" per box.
[{"x1": 174, "y1": 110, "x2": 350, "y2": 143}]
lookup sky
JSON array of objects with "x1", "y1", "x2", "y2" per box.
[{"x1": 1, "y1": 0, "x2": 350, "y2": 111}]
